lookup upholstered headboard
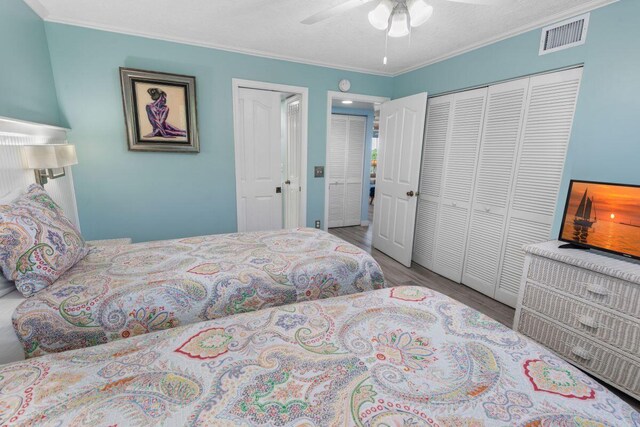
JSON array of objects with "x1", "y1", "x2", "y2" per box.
[{"x1": 0, "y1": 116, "x2": 80, "y2": 228}]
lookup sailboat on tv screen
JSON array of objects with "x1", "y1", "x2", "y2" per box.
[{"x1": 573, "y1": 188, "x2": 597, "y2": 227}]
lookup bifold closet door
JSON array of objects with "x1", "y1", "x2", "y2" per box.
[
  {"x1": 328, "y1": 116, "x2": 347, "y2": 227},
  {"x1": 494, "y1": 67, "x2": 583, "y2": 306},
  {"x1": 344, "y1": 117, "x2": 366, "y2": 226},
  {"x1": 328, "y1": 114, "x2": 365, "y2": 228},
  {"x1": 431, "y1": 88, "x2": 488, "y2": 283},
  {"x1": 413, "y1": 95, "x2": 454, "y2": 270},
  {"x1": 462, "y1": 78, "x2": 529, "y2": 296}
]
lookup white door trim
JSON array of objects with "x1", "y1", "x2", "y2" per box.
[
  {"x1": 324, "y1": 91, "x2": 390, "y2": 231},
  {"x1": 232, "y1": 79, "x2": 309, "y2": 230}
]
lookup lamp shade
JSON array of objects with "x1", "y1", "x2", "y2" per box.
[
  {"x1": 407, "y1": 0, "x2": 434, "y2": 27},
  {"x1": 388, "y1": 8, "x2": 410, "y2": 37},
  {"x1": 368, "y1": 0, "x2": 393, "y2": 30},
  {"x1": 23, "y1": 144, "x2": 77, "y2": 169}
]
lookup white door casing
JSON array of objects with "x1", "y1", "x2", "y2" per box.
[
  {"x1": 234, "y1": 87, "x2": 282, "y2": 232},
  {"x1": 327, "y1": 114, "x2": 366, "y2": 228},
  {"x1": 323, "y1": 91, "x2": 390, "y2": 232},
  {"x1": 373, "y1": 92, "x2": 428, "y2": 267}
]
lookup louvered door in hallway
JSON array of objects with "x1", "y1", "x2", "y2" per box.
[{"x1": 327, "y1": 114, "x2": 366, "y2": 228}]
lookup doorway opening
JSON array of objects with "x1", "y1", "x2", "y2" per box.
[
  {"x1": 232, "y1": 79, "x2": 308, "y2": 232},
  {"x1": 324, "y1": 91, "x2": 388, "y2": 234}
]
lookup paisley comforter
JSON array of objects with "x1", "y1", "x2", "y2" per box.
[
  {"x1": 2, "y1": 287, "x2": 637, "y2": 427},
  {"x1": 12, "y1": 228, "x2": 385, "y2": 358}
]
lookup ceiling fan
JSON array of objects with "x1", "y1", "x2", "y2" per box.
[
  {"x1": 301, "y1": 0, "x2": 501, "y2": 64},
  {"x1": 301, "y1": 0, "x2": 501, "y2": 31}
]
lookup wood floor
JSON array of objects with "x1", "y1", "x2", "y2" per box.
[
  {"x1": 329, "y1": 222, "x2": 516, "y2": 327},
  {"x1": 329, "y1": 215, "x2": 640, "y2": 411}
]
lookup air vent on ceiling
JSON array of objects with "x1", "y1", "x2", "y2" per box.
[{"x1": 539, "y1": 13, "x2": 590, "y2": 55}]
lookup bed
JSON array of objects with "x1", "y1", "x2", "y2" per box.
[
  {"x1": 2, "y1": 286, "x2": 637, "y2": 426},
  {"x1": 11, "y1": 228, "x2": 385, "y2": 358}
]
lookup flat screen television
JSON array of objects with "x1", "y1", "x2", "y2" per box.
[{"x1": 559, "y1": 180, "x2": 640, "y2": 260}]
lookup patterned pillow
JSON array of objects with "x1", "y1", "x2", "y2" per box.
[{"x1": 0, "y1": 184, "x2": 88, "y2": 297}]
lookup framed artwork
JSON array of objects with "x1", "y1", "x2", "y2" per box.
[{"x1": 119, "y1": 68, "x2": 199, "y2": 152}]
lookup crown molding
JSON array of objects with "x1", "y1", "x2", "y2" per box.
[
  {"x1": 26, "y1": 0, "x2": 618, "y2": 78},
  {"x1": 391, "y1": 0, "x2": 618, "y2": 76},
  {"x1": 41, "y1": 16, "x2": 395, "y2": 77}
]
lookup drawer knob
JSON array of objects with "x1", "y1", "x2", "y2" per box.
[
  {"x1": 585, "y1": 284, "x2": 609, "y2": 297},
  {"x1": 577, "y1": 315, "x2": 599, "y2": 329},
  {"x1": 571, "y1": 346, "x2": 593, "y2": 361}
]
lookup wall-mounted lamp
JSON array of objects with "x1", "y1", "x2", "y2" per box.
[{"x1": 22, "y1": 144, "x2": 78, "y2": 185}]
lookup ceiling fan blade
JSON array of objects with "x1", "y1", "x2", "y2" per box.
[
  {"x1": 445, "y1": 0, "x2": 503, "y2": 5},
  {"x1": 301, "y1": 0, "x2": 374, "y2": 25}
]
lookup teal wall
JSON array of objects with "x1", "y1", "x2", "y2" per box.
[
  {"x1": 0, "y1": 0, "x2": 60, "y2": 125},
  {"x1": 4, "y1": 0, "x2": 638, "y2": 242},
  {"x1": 331, "y1": 106, "x2": 375, "y2": 223},
  {"x1": 44, "y1": 23, "x2": 393, "y2": 242},
  {"x1": 393, "y1": 0, "x2": 640, "y2": 235}
]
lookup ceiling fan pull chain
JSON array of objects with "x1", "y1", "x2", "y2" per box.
[{"x1": 383, "y1": 30, "x2": 389, "y2": 65}]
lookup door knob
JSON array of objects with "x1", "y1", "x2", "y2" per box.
[
  {"x1": 406, "y1": 190, "x2": 415, "y2": 197},
  {"x1": 284, "y1": 180, "x2": 291, "y2": 185}
]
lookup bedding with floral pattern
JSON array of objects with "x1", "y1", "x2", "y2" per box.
[
  {"x1": 1, "y1": 286, "x2": 637, "y2": 426},
  {"x1": 0, "y1": 184, "x2": 87, "y2": 298},
  {"x1": 12, "y1": 228, "x2": 385, "y2": 357}
]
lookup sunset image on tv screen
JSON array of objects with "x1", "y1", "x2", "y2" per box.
[{"x1": 560, "y1": 181, "x2": 640, "y2": 258}]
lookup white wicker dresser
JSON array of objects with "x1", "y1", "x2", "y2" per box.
[{"x1": 514, "y1": 240, "x2": 640, "y2": 400}]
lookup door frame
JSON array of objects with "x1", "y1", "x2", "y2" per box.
[
  {"x1": 324, "y1": 91, "x2": 389, "y2": 231},
  {"x1": 232, "y1": 79, "x2": 309, "y2": 231}
]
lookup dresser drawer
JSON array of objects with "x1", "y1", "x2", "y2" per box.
[
  {"x1": 522, "y1": 283, "x2": 640, "y2": 356},
  {"x1": 527, "y1": 255, "x2": 640, "y2": 319},
  {"x1": 518, "y1": 309, "x2": 640, "y2": 399}
]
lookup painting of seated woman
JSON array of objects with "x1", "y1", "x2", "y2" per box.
[{"x1": 120, "y1": 68, "x2": 200, "y2": 152}]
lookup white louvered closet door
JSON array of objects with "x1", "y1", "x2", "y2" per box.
[
  {"x1": 413, "y1": 95, "x2": 454, "y2": 270},
  {"x1": 344, "y1": 117, "x2": 366, "y2": 226},
  {"x1": 328, "y1": 114, "x2": 365, "y2": 228},
  {"x1": 462, "y1": 78, "x2": 529, "y2": 297},
  {"x1": 328, "y1": 115, "x2": 348, "y2": 227},
  {"x1": 495, "y1": 67, "x2": 583, "y2": 306},
  {"x1": 431, "y1": 88, "x2": 488, "y2": 283}
]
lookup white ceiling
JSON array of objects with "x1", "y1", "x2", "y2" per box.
[{"x1": 25, "y1": 0, "x2": 615, "y2": 76}]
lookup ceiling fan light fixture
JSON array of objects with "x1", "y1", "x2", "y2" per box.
[
  {"x1": 407, "y1": 0, "x2": 433, "y2": 27},
  {"x1": 387, "y1": 6, "x2": 410, "y2": 37},
  {"x1": 368, "y1": 0, "x2": 394, "y2": 30}
]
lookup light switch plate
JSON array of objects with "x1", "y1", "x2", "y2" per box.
[{"x1": 314, "y1": 166, "x2": 324, "y2": 178}]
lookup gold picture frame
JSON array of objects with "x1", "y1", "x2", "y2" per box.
[{"x1": 119, "y1": 67, "x2": 199, "y2": 153}]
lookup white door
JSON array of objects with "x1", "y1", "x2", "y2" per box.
[
  {"x1": 413, "y1": 95, "x2": 454, "y2": 270},
  {"x1": 327, "y1": 114, "x2": 366, "y2": 228},
  {"x1": 284, "y1": 96, "x2": 302, "y2": 229},
  {"x1": 431, "y1": 88, "x2": 488, "y2": 282},
  {"x1": 495, "y1": 67, "x2": 583, "y2": 306},
  {"x1": 234, "y1": 88, "x2": 282, "y2": 232},
  {"x1": 373, "y1": 93, "x2": 428, "y2": 267},
  {"x1": 462, "y1": 78, "x2": 529, "y2": 296}
]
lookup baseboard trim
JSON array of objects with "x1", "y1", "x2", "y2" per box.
[{"x1": 360, "y1": 220, "x2": 370, "y2": 227}]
